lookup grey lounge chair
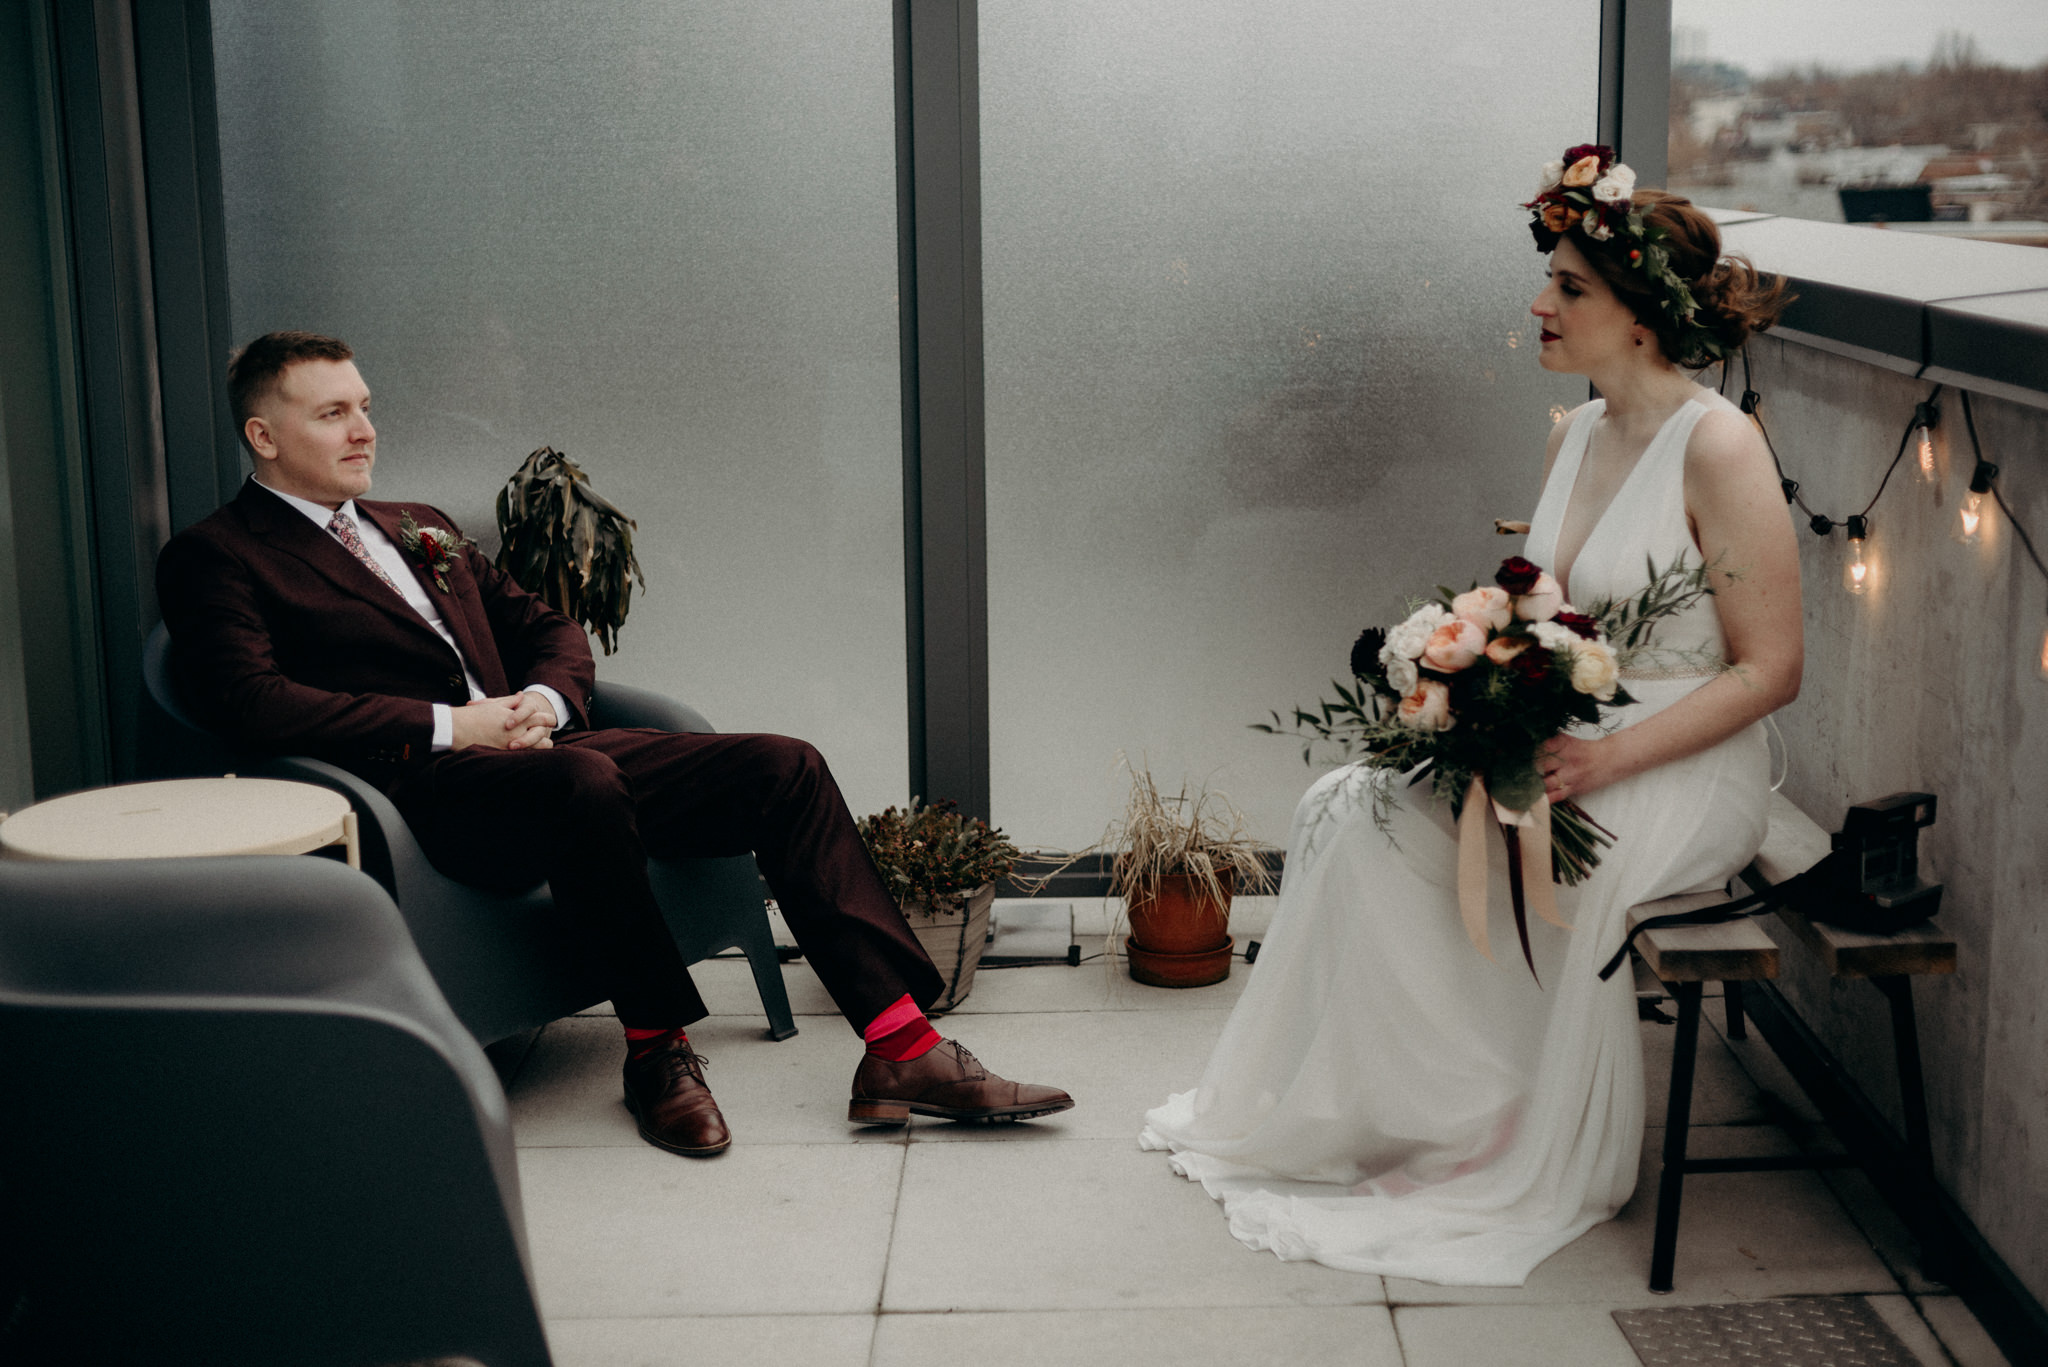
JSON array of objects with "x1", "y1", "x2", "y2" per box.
[
  {"x1": 139, "y1": 621, "x2": 798, "y2": 1046},
  {"x1": 0, "y1": 855, "x2": 553, "y2": 1367}
]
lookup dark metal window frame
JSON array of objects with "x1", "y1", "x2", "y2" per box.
[{"x1": 38, "y1": 0, "x2": 236, "y2": 782}]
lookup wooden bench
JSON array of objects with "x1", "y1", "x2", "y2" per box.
[{"x1": 1630, "y1": 791, "x2": 1956, "y2": 1293}]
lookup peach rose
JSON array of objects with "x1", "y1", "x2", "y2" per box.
[
  {"x1": 1450, "y1": 585, "x2": 1512, "y2": 633},
  {"x1": 1396, "y1": 679, "x2": 1454, "y2": 732},
  {"x1": 1540, "y1": 202, "x2": 1582, "y2": 234},
  {"x1": 1513, "y1": 572, "x2": 1565, "y2": 622},
  {"x1": 1421, "y1": 619, "x2": 1487, "y2": 673},
  {"x1": 1561, "y1": 154, "x2": 1601, "y2": 187},
  {"x1": 1484, "y1": 635, "x2": 1530, "y2": 665}
]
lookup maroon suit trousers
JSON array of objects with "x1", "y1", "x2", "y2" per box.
[{"x1": 388, "y1": 727, "x2": 943, "y2": 1032}]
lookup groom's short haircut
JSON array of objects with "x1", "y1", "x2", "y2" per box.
[{"x1": 228, "y1": 330, "x2": 356, "y2": 454}]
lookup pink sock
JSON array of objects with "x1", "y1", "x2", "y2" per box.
[
  {"x1": 623, "y1": 1024, "x2": 688, "y2": 1058},
  {"x1": 862, "y1": 994, "x2": 940, "y2": 1062}
]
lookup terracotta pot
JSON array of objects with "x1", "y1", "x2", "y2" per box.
[
  {"x1": 901, "y1": 882, "x2": 994, "y2": 1013},
  {"x1": 1126, "y1": 935, "x2": 1236, "y2": 989},
  {"x1": 1125, "y1": 869, "x2": 1234, "y2": 956}
]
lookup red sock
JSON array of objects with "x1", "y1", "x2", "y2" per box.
[
  {"x1": 623, "y1": 1024, "x2": 688, "y2": 1058},
  {"x1": 862, "y1": 994, "x2": 940, "y2": 1062}
]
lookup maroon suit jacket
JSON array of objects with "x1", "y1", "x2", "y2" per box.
[{"x1": 156, "y1": 478, "x2": 596, "y2": 790}]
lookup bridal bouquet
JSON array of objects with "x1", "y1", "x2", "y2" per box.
[{"x1": 1256, "y1": 553, "x2": 1716, "y2": 978}]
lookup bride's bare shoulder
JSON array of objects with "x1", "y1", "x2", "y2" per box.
[
  {"x1": 1684, "y1": 393, "x2": 1771, "y2": 475},
  {"x1": 1542, "y1": 400, "x2": 1597, "y2": 479}
]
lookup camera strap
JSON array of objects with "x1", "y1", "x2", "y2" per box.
[{"x1": 1594, "y1": 854, "x2": 1846, "y2": 983}]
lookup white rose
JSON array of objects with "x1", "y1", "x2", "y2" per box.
[
  {"x1": 1383, "y1": 604, "x2": 1453, "y2": 661},
  {"x1": 1514, "y1": 572, "x2": 1565, "y2": 622},
  {"x1": 1450, "y1": 585, "x2": 1512, "y2": 633},
  {"x1": 1569, "y1": 640, "x2": 1620, "y2": 701},
  {"x1": 1537, "y1": 159, "x2": 1564, "y2": 193},
  {"x1": 1383, "y1": 654, "x2": 1419, "y2": 696},
  {"x1": 1529, "y1": 621, "x2": 1576, "y2": 652},
  {"x1": 1593, "y1": 164, "x2": 1635, "y2": 202},
  {"x1": 1583, "y1": 215, "x2": 1614, "y2": 241},
  {"x1": 1396, "y1": 679, "x2": 1454, "y2": 732}
]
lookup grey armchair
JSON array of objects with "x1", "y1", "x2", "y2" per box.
[
  {"x1": 140, "y1": 621, "x2": 797, "y2": 1045},
  {"x1": 0, "y1": 855, "x2": 553, "y2": 1366}
]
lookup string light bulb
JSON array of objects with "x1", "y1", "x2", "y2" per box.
[
  {"x1": 1912, "y1": 399, "x2": 1940, "y2": 484},
  {"x1": 1957, "y1": 460, "x2": 1999, "y2": 545},
  {"x1": 1842, "y1": 515, "x2": 1870, "y2": 594},
  {"x1": 2039, "y1": 622, "x2": 2048, "y2": 684}
]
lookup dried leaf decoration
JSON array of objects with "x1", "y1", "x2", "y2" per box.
[{"x1": 495, "y1": 446, "x2": 646, "y2": 655}]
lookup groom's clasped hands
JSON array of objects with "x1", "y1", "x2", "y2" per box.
[{"x1": 452, "y1": 690, "x2": 559, "y2": 751}]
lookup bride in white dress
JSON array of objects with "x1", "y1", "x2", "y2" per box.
[{"x1": 1142, "y1": 155, "x2": 1802, "y2": 1286}]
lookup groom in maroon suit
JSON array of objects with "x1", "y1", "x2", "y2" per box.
[{"x1": 156, "y1": 331, "x2": 1070, "y2": 1157}]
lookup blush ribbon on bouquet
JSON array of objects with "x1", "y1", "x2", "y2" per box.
[{"x1": 1457, "y1": 775, "x2": 1573, "y2": 982}]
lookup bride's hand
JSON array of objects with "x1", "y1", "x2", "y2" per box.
[{"x1": 1536, "y1": 734, "x2": 1611, "y2": 804}]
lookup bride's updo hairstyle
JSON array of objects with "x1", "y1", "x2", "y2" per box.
[
  {"x1": 1576, "y1": 191, "x2": 1792, "y2": 367},
  {"x1": 1525, "y1": 146, "x2": 1793, "y2": 368}
]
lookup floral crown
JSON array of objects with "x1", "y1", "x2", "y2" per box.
[{"x1": 1522, "y1": 144, "x2": 1726, "y2": 365}]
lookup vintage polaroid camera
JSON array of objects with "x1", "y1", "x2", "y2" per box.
[{"x1": 1811, "y1": 791, "x2": 1944, "y2": 934}]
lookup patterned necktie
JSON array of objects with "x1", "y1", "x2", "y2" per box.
[{"x1": 327, "y1": 509, "x2": 407, "y2": 600}]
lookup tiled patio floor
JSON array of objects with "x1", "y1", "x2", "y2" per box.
[{"x1": 499, "y1": 901, "x2": 2012, "y2": 1367}]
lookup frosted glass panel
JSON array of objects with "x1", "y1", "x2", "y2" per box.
[
  {"x1": 211, "y1": 1, "x2": 907, "y2": 813},
  {"x1": 983, "y1": 3, "x2": 1601, "y2": 848}
]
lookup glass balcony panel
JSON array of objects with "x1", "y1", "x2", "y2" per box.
[
  {"x1": 982, "y1": 1, "x2": 1600, "y2": 846},
  {"x1": 212, "y1": 0, "x2": 909, "y2": 811}
]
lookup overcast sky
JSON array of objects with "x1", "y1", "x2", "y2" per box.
[{"x1": 1671, "y1": 0, "x2": 2048, "y2": 72}]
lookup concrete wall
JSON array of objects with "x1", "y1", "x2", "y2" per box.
[{"x1": 1748, "y1": 332, "x2": 2048, "y2": 1304}]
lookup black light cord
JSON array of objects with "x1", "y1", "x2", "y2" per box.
[
  {"x1": 1960, "y1": 389, "x2": 2048, "y2": 588},
  {"x1": 1737, "y1": 348, "x2": 1938, "y2": 533}
]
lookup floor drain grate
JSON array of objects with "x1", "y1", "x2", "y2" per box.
[{"x1": 1613, "y1": 1297, "x2": 1919, "y2": 1366}]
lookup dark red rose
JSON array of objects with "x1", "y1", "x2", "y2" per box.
[
  {"x1": 1510, "y1": 648, "x2": 1552, "y2": 683},
  {"x1": 1561, "y1": 143, "x2": 1615, "y2": 171},
  {"x1": 1554, "y1": 611, "x2": 1599, "y2": 640},
  {"x1": 1496, "y1": 557, "x2": 1542, "y2": 595},
  {"x1": 1350, "y1": 628, "x2": 1387, "y2": 680},
  {"x1": 418, "y1": 533, "x2": 441, "y2": 558}
]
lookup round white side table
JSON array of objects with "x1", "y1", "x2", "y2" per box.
[{"x1": 0, "y1": 776, "x2": 358, "y2": 867}]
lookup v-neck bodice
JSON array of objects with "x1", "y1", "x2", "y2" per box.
[{"x1": 1526, "y1": 395, "x2": 1729, "y2": 676}]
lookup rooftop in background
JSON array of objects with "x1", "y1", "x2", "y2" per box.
[{"x1": 1669, "y1": 51, "x2": 2048, "y2": 247}]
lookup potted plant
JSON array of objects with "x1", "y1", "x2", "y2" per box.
[
  {"x1": 857, "y1": 799, "x2": 1021, "y2": 1011},
  {"x1": 495, "y1": 446, "x2": 646, "y2": 654},
  {"x1": 1103, "y1": 762, "x2": 1277, "y2": 988}
]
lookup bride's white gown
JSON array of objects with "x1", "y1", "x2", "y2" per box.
[{"x1": 1142, "y1": 393, "x2": 1771, "y2": 1285}]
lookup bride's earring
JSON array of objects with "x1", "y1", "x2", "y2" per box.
[{"x1": 1634, "y1": 335, "x2": 1644, "y2": 347}]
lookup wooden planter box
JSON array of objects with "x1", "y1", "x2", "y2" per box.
[{"x1": 903, "y1": 882, "x2": 995, "y2": 1012}]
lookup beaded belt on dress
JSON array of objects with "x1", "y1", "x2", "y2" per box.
[{"x1": 1618, "y1": 662, "x2": 1724, "y2": 681}]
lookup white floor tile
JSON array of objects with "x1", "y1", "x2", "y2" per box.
[
  {"x1": 517, "y1": 1143, "x2": 902, "y2": 1318},
  {"x1": 545, "y1": 1313, "x2": 874, "y2": 1367},
  {"x1": 1865, "y1": 1294, "x2": 1963, "y2": 1367},
  {"x1": 689, "y1": 955, "x2": 842, "y2": 1018},
  {"x1": 1394, "y1": 1304, "x2": 1643, "y2": 1367},
  {"x1": 1639, "y1": 1016, "x2": 1774, "y2": 1126},
  {"x1": 508, "y1": 1015, "x2": 902, "y2": 1148},
  {"x1": 872, "y1": 1305, "x2": 1399, "y2": 1367},
  {"x1": 903, "y1": 1007, "x2": 1228, "y2": 1143},
  {"x1": 1916, "y1": 1294, "x2": 2016, "y2": 1367},
  {"x1": 1384, "y1": 1125, "x2": 1896, "y2": 1307},
  {"x1": 1706, "y1": 1006, "x2": 1827, "y2": 1125},
  {"x1": 884, "y1": 1138, "x2": 1384, "y2": 1311}
]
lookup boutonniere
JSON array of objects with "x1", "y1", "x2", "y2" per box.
[{"x1": 397, "y1": 512, "x2": 474, "y2": 593}]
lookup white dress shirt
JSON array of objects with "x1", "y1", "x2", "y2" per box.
[{"x1": 256, "y1": 480, "x2": 569, "y2": 751}]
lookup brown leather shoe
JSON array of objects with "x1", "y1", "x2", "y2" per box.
[
  {"x1": 623, "y1": 1038, "x2": 731, "y2": 1156},
  {"x1": 849, "y1": 1039, "x2": 1074, "y2": 1126}
]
